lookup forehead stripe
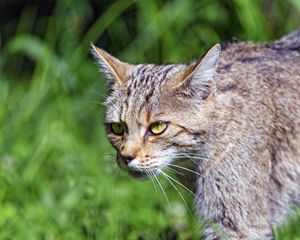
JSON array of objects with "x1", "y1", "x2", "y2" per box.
[
  {"x1": 114, "y1": 64, "x2": 181, "y2": 122},
  {"x1": 145, "y1": 87, "x2": 155, "y2": 103},
  {"x1": 137, "y1": 87, "x2": 156, "y2": 120}
]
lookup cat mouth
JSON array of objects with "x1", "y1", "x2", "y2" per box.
[
  {"x1": 127, "y1": 169, "x2": 148, "y2": 179},
  {"x1": 127, "y1": 167, "x2": 160, "y2": 180}
]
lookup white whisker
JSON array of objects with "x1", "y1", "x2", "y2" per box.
[
  {"x1": 159, "y1": 169, "x2": 196, "y2": 197},
  {"x1": 148, "y1": 171, "x2": 158, "y2": 193},
  {"x1": 168, "y1": 163, "x2": 204, "y2": 178},
  {"x1": 160, "y1": 171, "x2": 193, "y2": 216},
  {"x1": 164, "y1": 166, "x2": 185, "y2": 177},
  {"x1": 153, "y1": 172, "x2": 169, "y2": 205},
  {"x1": 95, "y1": 91, "x2": 108, "y2": 99}
]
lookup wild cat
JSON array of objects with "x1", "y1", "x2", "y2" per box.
[{"x1": 91, "y1": 29, "x2": 300, "y2": 239}]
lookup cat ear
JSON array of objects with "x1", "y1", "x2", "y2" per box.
[
  {"x1": 91, "y1": 44, "x2": 131, "y2": 86},
  {"x1": 171, "y1": 44, "x2": 221, "y2": 99}
]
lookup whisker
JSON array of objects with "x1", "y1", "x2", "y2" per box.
[
  {"x1": 175, "y1": 154, "x2": 207, "y2": 161},
  {"x1": 164, "y1": 166, "x2": 185, "y2": 177},
  {"x1": 159, "y1": 169, "x2": 196, "y2": 197},
  {"x1": 176, "y1": 153, "x2": 207, "y2": 158},
  {"x1": 93, "y1": 101, "x2": 106, "y2": 107},
  {"x1": 168, "y1": 163, "x2": 204, "y2": 178},
  {"x1": 160, "y1": 171, "x2": 193, "y2": 216},
  {"x1": 153, "y1": 172, "x2": 169, "y2": 205},
  {"x1": 147, "y1": 171, "x2": 158, "y2": 193},
  {"x1": 174, "y1": 155, "x2": 204, "y2": 165},
  {"x1": 95, "y1": 91, "x2": 108, "y2": 99}
]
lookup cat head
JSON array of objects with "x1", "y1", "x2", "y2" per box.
[{"x1": 92, "y1": 44, "x2": 220, "y2": 178}]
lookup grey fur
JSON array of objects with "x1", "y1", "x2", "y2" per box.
[{"x1": 92, "y1": 29, "x2": 300, "y2": 239}]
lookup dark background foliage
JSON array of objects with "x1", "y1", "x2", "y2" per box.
[{"x1": 0, "y1": 0, "x2": 299, "y2": 239}]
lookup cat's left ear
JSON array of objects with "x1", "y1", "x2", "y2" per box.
[
  {"x1": 170, "y1": 44, "x2": 221, "y2": 100},
  {"x1": 91, "y1": 44, "x2": 131, "y2": 87}
]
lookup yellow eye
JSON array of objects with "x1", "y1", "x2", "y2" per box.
[
  {"x1": 111, "y1": 122, "x2": 125, "y2": 135},
  {"x1": 149, "y1": 122, "x2": 168, "y2": 135}
]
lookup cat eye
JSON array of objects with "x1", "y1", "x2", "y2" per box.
[
  {"x1": 111, "y1": 122, "x2": 125, "y2": 135},
  {"x1": 149, "y1": 122, "x2": 168, "y2": 135}
]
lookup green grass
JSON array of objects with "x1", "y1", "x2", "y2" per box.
[{"x1": 0, "y1": 0, "x2": 300, "y2": 239}]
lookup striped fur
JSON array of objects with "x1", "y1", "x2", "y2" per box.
[{"x1": 92, "y1": 29, "x2": 300, "y2": 239}]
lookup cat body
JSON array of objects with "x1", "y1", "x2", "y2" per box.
[{"x1": 92, "y1": 29, "x2": 300, "y2": 239}]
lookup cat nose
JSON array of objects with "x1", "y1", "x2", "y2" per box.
[{"x1": 121, "y1": 155, "x2": 135, "y2": 165}]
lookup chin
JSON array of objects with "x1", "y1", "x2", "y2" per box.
[
  {"x1": 127, "y1": 169, "x2": 149, "y2": 179},
  {"x1": 127, "y1": 167, "x2": 161, "y2": 180}
]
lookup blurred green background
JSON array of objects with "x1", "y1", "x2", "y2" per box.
[{"x1": 0, "y1": 0, "x2": 300, "y2": 239}]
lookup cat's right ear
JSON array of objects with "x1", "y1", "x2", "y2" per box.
[{"x1": 91, "y1": 44, "x2": 131, "y2": 87}]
